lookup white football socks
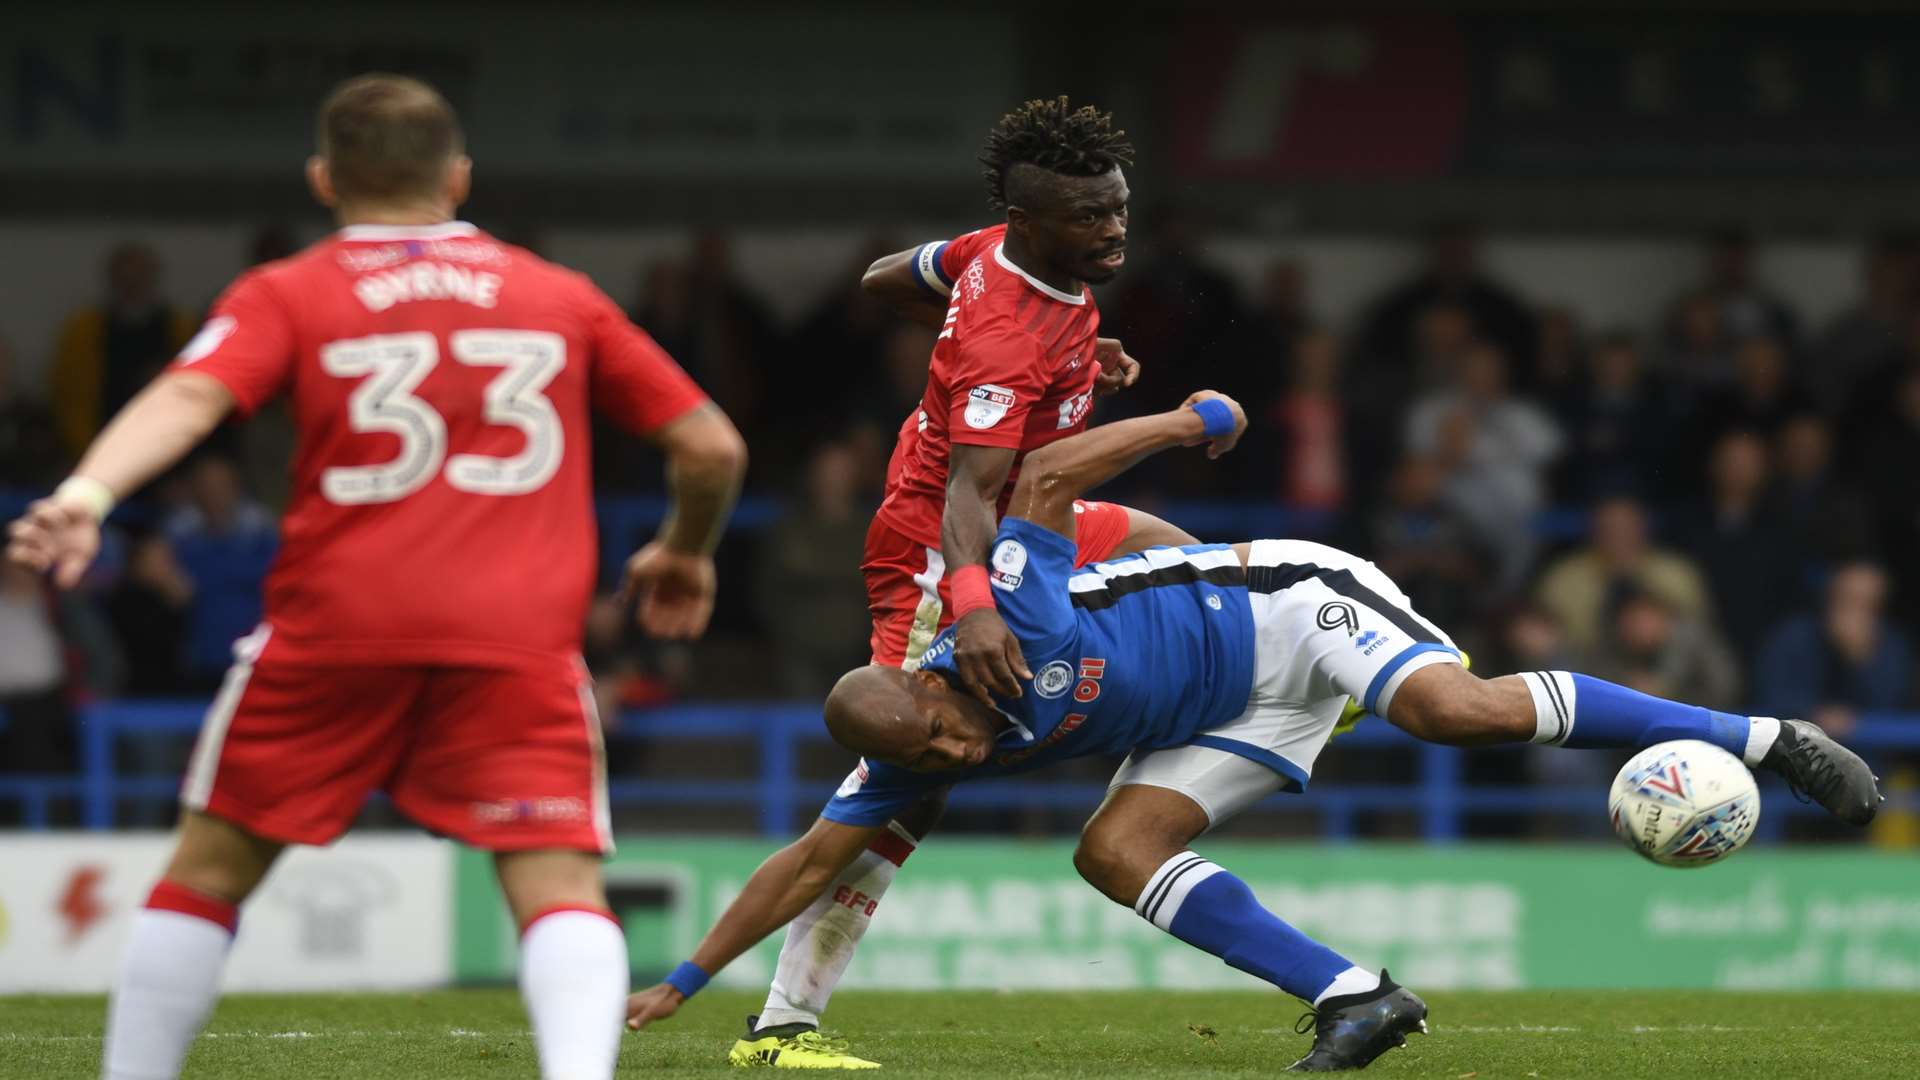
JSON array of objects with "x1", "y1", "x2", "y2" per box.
[
  {"x1": 102, "y1": 908, "x2": 233, "y2": 1080},
  {"x1": 1522, "y1": 670, "x2": 1579, "y2": 745},
  {"x1": 520, "y1": 909, "x2": 629, "y2": 1080},
  {"x1": 1313, "y1": 965, "x2": 1382, "y2": 1006},
  {"x1": 757, "y1": 826, "x2": 914, "y2": 1030},
  {"x1": 1743, "y1": 717, "x2": 1782, "y2": 767}
]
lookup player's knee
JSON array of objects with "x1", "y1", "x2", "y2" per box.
[
  {"x1": 162, "y1": 812, "x2": 282, "y2": 904},
  {"x1": 160, "y1": 862, "x2": 258, "y2": 906},
  {"x1": 1072, "y1": 828, "x2": 1134, "y2": 904},
  {"x1": 1073, "y1": 820, "x2": 1171, "y2": 907},
  {"x1": 494, "y1": 849, "x2": 607, "y2": 927}
]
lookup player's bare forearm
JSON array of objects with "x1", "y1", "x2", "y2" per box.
[
  {"x1": 71, "y1": 372, "x2": 236, "y2": 500},
  {"x1": 941, "y1": 444, "x2": 1016, "y2": 572},
  {"x1": 941, "y1": 443, "x2": 1031, "y2": 699},
  {"x1": 1007, "y1": 396, "x2": 1244, "y2": 536},
  {"x1": 1109, "y1": 505, "x2": 1199, "y2": 556},
  {"x1": 653, "y1": 403, "x2": 748, "y2": 555},
  {"x1": 862, "y1": 246, "x2": 950, "y2": 329},
  {"x1": 686, "y1": 818, "x2": 878, "y2": 976}
]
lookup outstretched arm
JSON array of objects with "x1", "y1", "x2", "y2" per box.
[
  {"x1": 626, "y1": 817, "x2": 882, "y2": 1030},
  {"x1": 1004, "y1": 392, "x2": 1246, "y2": 538},
  {"x1": 7, "y1": 371, "x2": 235, "y2": 587},
  {"x1": 1110, "y1": 506, "x2": 1199, "y2": 555}
]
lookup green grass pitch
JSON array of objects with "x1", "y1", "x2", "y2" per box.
[{"x1": 5, "y1": 989, "x2": 1914, "y2": 1078}]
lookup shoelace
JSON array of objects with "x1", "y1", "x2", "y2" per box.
[
  {"x1": 1294, "y1": 1010, "x2": 1321, "y2": 1036},
  {"x1": 791, "y1": 1030, "x2": 852, "y2": 1054},
  {"x1": 1781, "y1": 738, "x2": 1843, "y2": 806}
]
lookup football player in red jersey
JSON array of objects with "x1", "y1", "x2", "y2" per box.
[
  {"x1": 5, "y1": 75, "x2": 746, "y2": 1080},
  {"x1": 667, "y1": 99, "x2": 1199, "y2": 1069}
]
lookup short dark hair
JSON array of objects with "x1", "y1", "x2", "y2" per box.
[
  {"x1": 979, "y1": 96, "x2": 1133, "y2": 211},
  {"x1": 317, "y1": 74, "x2": 463, "y2": 204}
]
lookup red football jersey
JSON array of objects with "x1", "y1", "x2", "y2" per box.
[
  {"x1": 875, "y1": 224, "x2": 1103, "y2": 549},
  {"x1": 170, "y1": 221, "x2": 708, "y2": 669}
]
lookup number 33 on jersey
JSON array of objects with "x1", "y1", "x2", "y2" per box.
[{"x1": 170, "y1": 221, "x2": 709, "y2": 670}]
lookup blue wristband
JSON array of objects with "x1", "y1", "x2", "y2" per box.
[
  {"x1": 665, "y1": 960, "x2": 710, "y2": 998},
  {"x1": 1190, "y1": 398, "x2": 1236, "y2": 439}
]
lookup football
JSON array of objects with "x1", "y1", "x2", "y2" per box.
[{"x1": 1608, "y1": 740, "x2": 1761, "y2": 868}]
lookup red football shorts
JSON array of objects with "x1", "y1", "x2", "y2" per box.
[
  {"x1": 864, "y1": 499, "x2": 1131, "y2": 668},
  {"x1": 180, "y1": 626, "x2": 610, "y2": 853}
]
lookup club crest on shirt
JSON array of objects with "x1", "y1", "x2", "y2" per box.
[
  {"x1": 1033, "y1": 660, "x2": 1074, "y2": 698},
  {"x1": 966, "y1": 384, "x2": 1016, "y2": 429}
]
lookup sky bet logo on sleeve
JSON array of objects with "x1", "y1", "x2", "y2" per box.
[
  {"x1": 989, "y1": 539, "x2": 1026, "y2": 591},
  {"x1": 965, "y1": 384, "x2": 1016, "y2": 429}
]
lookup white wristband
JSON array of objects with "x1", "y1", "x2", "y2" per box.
[{"x1": 54, "y1": 476, "x2": 116, "y2": 522}]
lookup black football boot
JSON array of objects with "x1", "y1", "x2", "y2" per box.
[
  {"x1": 1286, "y1": 969, "x2": 1428, "y2": 1072},
  {"x1": 1760, "y1": 719, "x2": 1882, "y2": 825}
]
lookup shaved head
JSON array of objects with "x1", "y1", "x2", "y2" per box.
[
  {"x1": 824, "y1": 666, "x2": 926, "y2": 759},
  {"x1": 823, "y1": 665, "x2": 1004, "y2": 772}
]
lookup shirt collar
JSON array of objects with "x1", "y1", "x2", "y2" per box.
[
  {"x1": 337, "y1": 221, "x2": 479, "y2": 242},
  {"x1": 993, "y1": 243, "x2": 1086, "y2": 305}
]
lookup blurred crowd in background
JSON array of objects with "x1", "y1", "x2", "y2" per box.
[{"x1": 5, "y1": 218, "x2": 1919, "y2": 834}]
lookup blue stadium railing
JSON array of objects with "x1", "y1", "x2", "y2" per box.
[
  {"x1": 3, "y1": 702, "x2": 1915, "y2": 840},
  {"x1": 0, "y1": 490, "x2": 1589, "y2": 586}
]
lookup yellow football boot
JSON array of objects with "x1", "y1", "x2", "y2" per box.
[{"x1": 728, "y1": 1017, "x2": 881, "y2": 1069}]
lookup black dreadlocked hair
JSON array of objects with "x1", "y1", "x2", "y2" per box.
[{"x1": 979, "y1": 96, "x2": 1134, "y2": 211}]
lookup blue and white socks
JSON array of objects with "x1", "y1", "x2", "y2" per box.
[
  {"x1": 1136, "y1": 852, "x2": 1376, "y2": 1006},
  {"x1": 1520, "y1": 671, "x2": 1780, "y2": 766}
]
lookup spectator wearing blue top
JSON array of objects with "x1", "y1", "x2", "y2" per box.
[
  {"x1": 164, "y1": 455, "x2": 278, "y2": 689},
  {"x1": 1755, "y1": 561, "x2": 1913, "y2": 738}
]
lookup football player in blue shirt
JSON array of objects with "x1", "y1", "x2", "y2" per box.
[{"x1": 629, "y1": 391, "x2": 1880, "y2": 1072}]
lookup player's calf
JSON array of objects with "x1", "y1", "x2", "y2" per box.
[
  {"x1": 1078, "y1": 783, "x2": 1408, "y2": 1069},
  {"x1": 1382, "y1": 665, "x2": 1536, "y2": 746},
  {"x1": 498, "y1": 849, "x2": 627, "y2": 1080},
  {"x1": 103, "y1": 813, "x2": 281, "y2": 1080}
]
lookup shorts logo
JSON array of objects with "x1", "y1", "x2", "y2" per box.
[
  {"x1": 471, "y1": 796, "x2": 587, "y2": 825},
  {"x1": 1206, "y1": 594, "x2": 1223, "y2": 610},
  {"x1": 1317, "y1": 601, "x2": 1359, "y2": 635},
  {"x1": 177, "y1": 316, "x2": 237, "y2": 365},
  {"x1": 965, "y1": 384, "x2": 1016, "y2": 429},
  {"x1": 989, "y1": 539, "x2": 1027, "y2": 591},
  {"x1": 1033, "y1": 660, "x2": 1074, "y2": 698}
]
